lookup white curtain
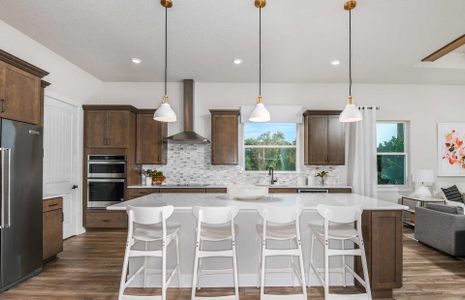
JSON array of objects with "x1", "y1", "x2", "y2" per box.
[{"x1": 347, "y1": 106, "x2": 378, "y2": 197}]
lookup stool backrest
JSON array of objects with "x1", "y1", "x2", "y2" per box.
[
  {"x1": 127, "y1": 205, "x2": 174, "y2": 225},
  {"x1": 258, "y1": 206, "x2": 302, "y2": 224},
  {"x1": 193, "y1": 206, "x2": 239, "y2": 225},
  {"x1": 316, "y1": 204, "x2": 362, "y2": 224}
]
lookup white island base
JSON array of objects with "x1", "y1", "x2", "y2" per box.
[{"x1": 108, "y1": 193, "x2": 406, "y2": 299}]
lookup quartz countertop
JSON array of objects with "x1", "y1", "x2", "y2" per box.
[
  {"x1": 43, "y1": 194, "x2": 66, "y2": 200},
  {"x1": 108, "y1": 192, "x2": 406, "y2": 211},
  {"x1": 127, "y1": 184, "x2": 352, "y2": 189}
]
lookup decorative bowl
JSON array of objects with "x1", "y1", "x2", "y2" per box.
[{"x1": 152, "y1": 176, "x2": 166, "y2": 185}]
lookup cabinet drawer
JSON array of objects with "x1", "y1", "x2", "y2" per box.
[
  {"x1": 269, "y1": 188, "x2": 298, "y2": 193},
  {"x1": 328, "y1": 188, "x2": 352, "y2": 193},
  {"x1": 160, "y1": 188, "x2": 206, "y2": 193},
  {"x1": 43, "y1": 197, "x2": 63, "y2": 212},
  {"x1": 43, "y1": 209, "x2": 63, "y2": 261},
  {"x1": 128, "y1": 188, "x2": 159, "y2": 199},
  {"x1": 86, "y1": 211, "x2": 127, "y2": 229}
]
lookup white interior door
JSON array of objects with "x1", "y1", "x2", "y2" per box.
[{"x1": 43, "y1": 95, "x2": 81, "y2": 239}]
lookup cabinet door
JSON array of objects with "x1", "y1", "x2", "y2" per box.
[
  {"x1": 43, "y1": 209, "x2": 63, "y2": 261},
  {"x1": 327, "y1": 115, "x2": 345, "y2": 165},
  {"x1": 305, "y1": 115, "x2": 328, "y2": 165},
  {"x1": 85, "y1": 110, "x2": 107, "y2": 148},
  {"x1": 211, "y1": 112, "x2": 239, "y2": 165},
  {"x1": 0, "y1": 62, "x2": 41, "y2": 125},
  {"x1": 107, "y1": 110, "x2": 130, "y2": 148},
  {"x1": 136, "y1": 113, "x2": 167, "y2": 164}
]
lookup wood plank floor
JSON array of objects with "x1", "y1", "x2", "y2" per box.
[{"x1": 1, "y1": 229, "x2": 465, "y2": 300}]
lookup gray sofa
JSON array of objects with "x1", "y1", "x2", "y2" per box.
[{"x1": 415, "y1": 203, "x2": 465, "y2": 257}]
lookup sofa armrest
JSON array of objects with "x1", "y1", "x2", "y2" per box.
[{"x1": 415, "y1": 207, "x2": 465, "y2": 256}]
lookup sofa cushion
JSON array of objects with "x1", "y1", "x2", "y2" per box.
[
  {"x1": 425, "y1": 203, "x2": 464, "y2": 215},
  {"x1": 441, "y1": 185, "x2": 463, "y2": 203}
]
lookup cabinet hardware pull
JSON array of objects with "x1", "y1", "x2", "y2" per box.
[
  {"x1": 48, "y1": 203, "x2": 59, "y2": 207},
  {"x1": 0, "y1": 99, "x2": 4, "y2": 113},
  {"x1": 102, "y1": 219, "x2": 110, "y2": 222}
]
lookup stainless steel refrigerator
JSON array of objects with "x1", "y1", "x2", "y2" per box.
[{"x1": 0, "y1": 119, "x2": 43, "y2": 291}]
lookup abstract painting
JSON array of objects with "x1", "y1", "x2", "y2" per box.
[{"x1": 438, "y1": 123, "x2": 465, "y2": 176}]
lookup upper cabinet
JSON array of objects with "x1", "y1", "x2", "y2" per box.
[
  {"x1": 84, "y1": 106, "x2": 136, "y2": 148},
  {"x1": 0, "y1": 50, "x2": 49, "y2": 125},
  {"x1": 136, "y1": 110, "x2": 167, "y2": 164},
  {"x1": 304, "y1": 110, "x2": 345, "y2": 165},
  {"x1": 210, "y1": 110, "x2": 240, "y2": 165}
]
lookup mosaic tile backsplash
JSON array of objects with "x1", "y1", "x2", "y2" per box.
[{"x1": 143, "y1": 143, "x2": 346, "y2": 186}]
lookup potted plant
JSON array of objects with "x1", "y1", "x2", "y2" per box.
[
  {"x1": 151, "y1": 170, "x2": 166, "y2": 185},
  {"x1": 315, "y1": 170, "x2": 329, "y2": 186},
  {"x1": 142, "y1": 169, "x2": 153, "y2": 186}
]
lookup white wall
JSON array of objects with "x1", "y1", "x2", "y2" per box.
[
  {"x1": 0, "y1": 20, "x2": 102, "y2": 103},
  {"x1": 101, "y1": 81, "x2": 465, "y2": 201}
]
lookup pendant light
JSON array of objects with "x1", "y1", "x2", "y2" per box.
[
  {"x1": 154, "y1": 0, "x2": 177, "y2": 123},
  {"x1": 249, "y1": 0, "x2": 271, "y2": 122},
  {"x1": 339, "y1": 0, "x2": 363, "y2": 123}
]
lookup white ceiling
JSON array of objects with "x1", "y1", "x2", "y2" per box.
[{"x1": 0, "y1": 0, "x2": 464, "y2": 84}]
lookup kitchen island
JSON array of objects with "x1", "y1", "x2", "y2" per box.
[{"x1": 109, "y1": 193, "x2": 406, "y2": 299}]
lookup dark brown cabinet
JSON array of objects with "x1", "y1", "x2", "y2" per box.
[
  {"x1": 0, "y1": 50, "x2": 49, "y2": 126},
  {"x1": 304, "y1": 110, "x2": 345, "y2": 165},
  {"x1": 43, "y1": 197, "x2": 63, "y2": 262},
  {"x1": 84, "y1": 107, "x2": 134, "y2": 148},
  {"x1": 210, "y1": 110, "x2": 240, "y2": 165},
  {"x1": 136, "y1": 110, "x2": 167, "y2": 164}
]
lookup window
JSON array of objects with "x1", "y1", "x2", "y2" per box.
[
  {"x1": 376, "y1": 122, "x2": 408, "y2": 185},
  {"x1": 244, "y1": 123, "x2": 297, "y2": 171}
]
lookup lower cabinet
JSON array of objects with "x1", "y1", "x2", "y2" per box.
[
  {"x1": 128, "y1": 188, "x2": 160, "y2": 199},
  {"x1": 86, "y1": 210, "x2": 128, "y2": 229},
  {"x1": 43, "y1": 197, "x2": 63, "y2": 262}
]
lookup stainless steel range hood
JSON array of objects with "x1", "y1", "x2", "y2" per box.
[{"x1": 166, "y1": 79, "x2": 209, "y2": 143}]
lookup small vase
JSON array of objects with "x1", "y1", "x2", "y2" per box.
[
  {"x1": 320, "y1": 177, "x2": 325, "y2": 186},
  {"x1": 145, "y1": 176, "x2": 152, "y2": 186}
]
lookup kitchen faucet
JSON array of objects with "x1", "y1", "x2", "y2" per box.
[{"x1": 268, "y1": 167, "x2": 278, "y2": 185}]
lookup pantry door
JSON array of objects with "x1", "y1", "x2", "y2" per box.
[{"x1": 43, "y1": 94, "x2": 82, "y2": 239}]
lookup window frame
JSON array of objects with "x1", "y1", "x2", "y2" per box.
[
  {"x1": 376, "y1": 120, "x2": 410, "y2": 188},
  {"x1": 242, "y1": 122, "x2": 299, "y2": 173}
]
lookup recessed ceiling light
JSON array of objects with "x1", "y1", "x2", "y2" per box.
[
  {"x1": 331, "y1": 60, "x2": 341, "y2": 66},
  {"x1": 131, "y1": 58, "x2": 142, "y2": 64},
  {"x1": 233, "y1": 58, "x2": 243, "y2": 65}
]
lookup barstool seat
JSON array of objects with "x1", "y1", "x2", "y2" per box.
[
  {"x1": 133, "y1": 224, "x2": 181, "y2": 242},
  {"x1": 199, "y1": 223, "x2": 239, "y2": 241},
  {"x1": 309, "y1": 223, "x2": 358, "y2": 240},
  {"x1": 256, "y1": 222, "x2": 297, "y2": 240}
]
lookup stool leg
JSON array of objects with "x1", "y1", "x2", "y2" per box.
[
  {"x1": 143, "y1": 241, "x2": 148, "y2": 288},
  {"x1": 260, "y1": 239, "x2": 266, "y2": 299},
  {"x1": 162, "y1": 241, "x2": 167, "y2": 300},
  {"x1": 289, "y1": 239, "x2": 296, "y2": 286},
  {"x1": 232, "y1": 239, "x2": 239, "y2": 299},
  {"x1": 191, "y1": 240, "x2": 200, "y2": 300},
  {"x1": 118, "y1": 239, "x2": 131, "y2": 300},
  {"x1": 197, "y1": 239, "x2": 203, "y2": 290},
  {"x1": 307, "y1": 233, "x2": 315, "y2": 288},
  {"x1": 256, "y1": 241, "x2": 262, "y2": 289},
  {"x1": 342, "y1": 239, "x2": 347, "y2": 287},
  {"x1": 359, "y1": 236, "x2": 372, "y2": 300},
  {"x1": 175, "y1": 234, "x2": 182, "y2": 288},
  {"x1": 297, "y1": 239, "x2": 308, "y2": 298},
  {"x1": 324, "y1": 238, "x2": 330, "y2": 299}
]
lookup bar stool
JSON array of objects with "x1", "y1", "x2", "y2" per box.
[
  {"x1": 308, "y1": 204, "x2": 372, "y2": 300},
  {"x1": 256, "y1": 206, "x2": 307, "y2": 300},
  {"x1": 191, "y1": 206, "x2": 240, "y2": 300},
  {"x1": 118, "y1": 205, "x2": 181, "y2": 300}
]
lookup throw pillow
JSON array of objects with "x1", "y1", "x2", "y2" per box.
[{"x1": 441, "y1": 185, "x2": 463, "y2": 203}]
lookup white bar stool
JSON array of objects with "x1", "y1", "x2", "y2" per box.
[
  {"x1": 256, "y1": 206, "x2": 307, "y2": 300},
  {"x1": 191, "y1": 206, "x2": 240, "y2": 300},
  {"x1": 308, "y1": 204, "x2": 372, "y2": 300},
  {"x1": 118, "y1": 205, "x2": 181, "y2": 300}
]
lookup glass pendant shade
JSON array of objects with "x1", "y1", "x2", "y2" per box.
[
  {"x1": 154, "y1": 97, "x2": 177, "y2": 122},
  {"x1": 249, "y1": 97, "x2": 271, "y2": 122},
  {"x1": 339, "y1": 97, "x2": 362, "y2": 123}
]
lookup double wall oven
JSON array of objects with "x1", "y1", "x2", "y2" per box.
[{"x1": 87, "y1": 155, "x2": 126, "y2": 208}]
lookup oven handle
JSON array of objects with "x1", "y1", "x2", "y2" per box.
[
  {"x1": 87, "y1": 179, "x2": 126, "y2": 183},
  {"x1": 88, "y1": 161, "x2": 126, "y2": 164}
]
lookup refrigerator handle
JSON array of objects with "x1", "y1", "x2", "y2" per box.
[
  {"x1": 0, "y1": 148, "x2": 5, "y2": 229},
  {"x1": 6, "y1": 148, "x2": 11, "y2": 228}
]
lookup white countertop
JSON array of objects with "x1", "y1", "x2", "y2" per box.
[
  {"x1": 108, "y1": 192, "x2": 406, "y2": 211},
  {"x1": 43, "y1": 194, "x2": 66, "y2": 200},
  {"x1": 127, "y1": 184, "x2": 352, "y2": 189}
]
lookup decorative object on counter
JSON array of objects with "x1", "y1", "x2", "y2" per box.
[
  {"x1": 248, "y1": 0, "x2": 270, "y2": 122},
  {"x1": 151, "y1": 170, "x2": 166, "y2": 185},
  {"x1": 438, "y1": 123, "x2": 465, "y2": 176},
  {"x1": 339, "y1": 0, "x2": 362, "y2": 123},
  {"x1": 315, "y1": 170, "x2": 329, "y2": 186},
  {"x1": 412, "y1": 169, "x2": 434, "y2": 198},
  {"x1": 141, "y1": 169, "x2": 153, "y2": 186},
  {"x1": 227, "y1": 184, "x2": 268, "y2": 200},
  {"x1": 153, "y1": 0, "x2": 177, "y2": 123}
]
